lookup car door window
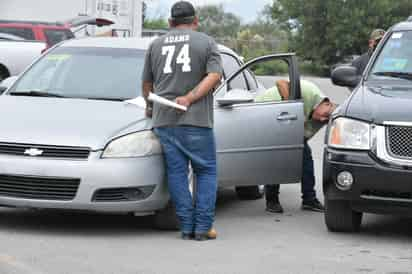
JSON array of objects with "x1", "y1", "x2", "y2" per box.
[
  {"x1": 217, "y1": 54, "x2": 301, "y2": 104},
  {"x1": 221, "y1": 53, "x2": 248, "y2": 91},
  {"x1": 0, "y1": 27, "x2": 35, "y2": 40}
]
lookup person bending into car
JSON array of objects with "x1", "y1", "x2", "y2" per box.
[
  {"x1": 142, "y1": 1, "x2": 222, "y2": 241},
  {"x1": 255, "y1": 79, "x2": 336, "y2": 213}
]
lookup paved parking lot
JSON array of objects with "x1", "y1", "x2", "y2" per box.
[{"x1": 0, "y1": 77, "x2": 411, "y2": 274}]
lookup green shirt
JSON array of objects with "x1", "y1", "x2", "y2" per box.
[{"x1": 255, "y1": 79, "x2": 327, "y2": 139}]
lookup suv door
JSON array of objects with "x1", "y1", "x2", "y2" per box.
[{"x1": 215, "y1": 54, "x2": 304, "y2": 186}]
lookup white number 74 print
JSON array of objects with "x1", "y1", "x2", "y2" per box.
[{"x1": 162, "y1": 44, "x2": 191, "y2": 74}]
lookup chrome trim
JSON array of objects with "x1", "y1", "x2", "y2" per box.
[
  {"x1": 360, "y1": 194, "x2": 412, "y2": 203},
  {"x1": 376, "y1": 125, "x2": 412, "y2": 166},
  {"x1": 383, "y1": 121, "x2": 412, "y2": 127}
]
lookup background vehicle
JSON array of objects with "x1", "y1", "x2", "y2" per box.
[
  {"x1": 0, "y1": 40, "x2": 46, "y2": 81},
  {"x1": 0, "y1": 17, "x2": 114, "y2": 47},
  {"x1": 325, "y1": 18, "x2": 412, "y2": 232},
  {"x1": 0, "y1": 37, "x2": 304, "y2": 229},
  {"x1": 0, "y1": 0, "x2": 143, "y2": 37}
]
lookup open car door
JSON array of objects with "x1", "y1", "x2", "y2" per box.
[{"x1": 214, "y1": 53, "x2": 304, "y2": 187}]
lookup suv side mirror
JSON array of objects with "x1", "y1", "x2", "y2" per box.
[
  {"x1": 0, "y1": 76, "x2": 18, "y2": 94},
  {"x1": 331, "y1": 66, "x2": 361, "y2": 88}
]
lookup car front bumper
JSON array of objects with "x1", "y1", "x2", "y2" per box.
[
  {"x1": 323, "y1": 148, "x2": 412, "y2": 216},
  {"x1": 0, "y1": 152, "x2": 168, "y2": 214}
]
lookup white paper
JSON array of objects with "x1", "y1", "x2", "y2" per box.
[
  {"x1": 124, "y1": 96, "x2": 146, "y2": 108},
  {"x1": 148, "y1": 92, "x2": 187, "y2": 111},
  {"x1": 392, "y1": 32, "x2": 403, "y2": 39}
]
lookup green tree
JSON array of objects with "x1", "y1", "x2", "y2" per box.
[
  {"x1": 143, "y1": 18, "x2": 168, "y2": 30},
  {"x1": 271, "y1": 0, "x2": 412, "y2": 73},
  {"x1": 197, "y1": 5, "x2": 241, "y2": 39}
]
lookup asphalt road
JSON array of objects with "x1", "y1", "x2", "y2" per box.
[{"x1": 1, "y1": 77, "x2": 412, "y2": 274}]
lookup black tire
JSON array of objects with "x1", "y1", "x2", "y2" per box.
[
  {"x1": 235, "y1": 185, "x2": 264, "y2": 200},
  {"x1": 325, "y1": 199, "x2": 362, "y2": 232},
  {"x1": 152, "y1": 201, "x2": 180, "y2": 230},
  {"x1": 0, "y1": 67, "x2": 9, "y2": 82}
]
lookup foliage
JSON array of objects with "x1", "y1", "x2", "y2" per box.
[
  {"x1": 143, "y1": 18, "x2": 168, "y2": 30},
  {"x1": 270, "y1": 0, "x2": 412, "y2": 71},
  {"x1": 196, "y1": 5, "x2": 241, "y2": 38}
]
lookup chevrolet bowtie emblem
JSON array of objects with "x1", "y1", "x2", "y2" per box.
[{"x1": 24, "y1": 148, "x2": 44, "y2": 157}]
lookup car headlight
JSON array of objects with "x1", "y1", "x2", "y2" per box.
[
  {"x1": 328, "y1": 117, "x2": 370, "y2": 150},
  {"x1": 102, "y1": 131, "x2": 162, "y2": 158}
]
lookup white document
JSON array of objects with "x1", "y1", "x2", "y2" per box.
[{"x1": 148, "y1": 92, "x2": 187, "y2": 112}]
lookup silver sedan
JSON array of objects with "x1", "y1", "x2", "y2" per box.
[{"x1": 0, "y1": 37, "x2": 305, "y2": 229}]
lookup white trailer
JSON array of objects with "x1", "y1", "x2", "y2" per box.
[{"x1": 0, "y1": 0, "x2": 142, "y2": 37}]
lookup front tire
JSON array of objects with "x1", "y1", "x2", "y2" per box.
[
  {"x1": 325, "y1": 199, "x2": 362, "y2": 232},
  {"x1": 235, "y1": 185, "x2": 264, "y2": 200}
]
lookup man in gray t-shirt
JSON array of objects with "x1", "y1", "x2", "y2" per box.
[{"x1": 142, "y1": 1, "x2": 222, "y2": 241}]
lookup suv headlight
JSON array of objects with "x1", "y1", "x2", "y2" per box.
[
  {"x1": 102, "y1": 131, "x2": 162, "y2": 158},
  {"x1": 328, "y1": 117, "x2": 370, "y2": 150}
]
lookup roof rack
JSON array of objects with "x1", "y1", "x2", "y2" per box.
[{"x1": 0, "y1": 20, "x2": 64, "y2": 26}]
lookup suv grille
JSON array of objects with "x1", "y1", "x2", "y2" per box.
[
  {"x1": 387, "y1": 126, "x2": 412, "y2": 159},
  {"x1": 0, "y1": 143, "x2": 90, "y2": 159},
  {"x1": 0, "y1": 174, "x2": 80, "y2": 200}
]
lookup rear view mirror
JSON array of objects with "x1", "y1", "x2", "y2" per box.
[
  {"x1": 0, "y1": 76, "x2": 18, "y2": 94},
  {"x1": 216, "y1": 89, "x2": 254, "y2": 106},
  {"x1": 331, "y1": 66, "x2": 360, "y2": 88}
]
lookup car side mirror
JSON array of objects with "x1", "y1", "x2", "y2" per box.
[
  {"x1": 216, "y1": 88, "x2": 254, "y2": 106},
  {"x1": 0, "y1": 76, "x2": 18, "y2": 94},
  {"x1": 331, "y1": 65, "x2": 361, "y2": 88}
]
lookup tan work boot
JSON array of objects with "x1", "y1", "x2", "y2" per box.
[{"x1": 195, "y1": 228, "x2": 217, "y2": 241}]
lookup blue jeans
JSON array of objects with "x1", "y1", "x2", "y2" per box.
[
  {"x1": 153, "y1": 126, "x2": 217, "y2": 234},
  {"x1": 265, "y1": 139, "x2": 317, "y2": 202}
]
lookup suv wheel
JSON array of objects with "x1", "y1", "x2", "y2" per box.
[
  {"x1": 235, "y1": 185, "x2": 264, "y2": 200},
  {"x1": 325, "y1": 199, "x2": 362, "y2": 232},
  {"x1": 0, "y1": 67, "x2": 9, "y2": 82}
]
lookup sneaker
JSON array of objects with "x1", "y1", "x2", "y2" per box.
[
  {"x1": 181, "y1": 232, "x2": 194, "y2": 240},
  {"x1": 302, "y1": 199, "x2": 325, "y2": 212},
  {"x1": 265, "y1": 201, "x2": 284, "y2": 213},
  {"x1": 194, "y1": 228, "x2": 217, "y2": 241}
]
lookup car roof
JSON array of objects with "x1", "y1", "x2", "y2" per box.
[
  {"x1": 391, "y1": 20, "x2": 412, "y2": 32},
  {"x1": 59, "y1": 36, "x2": 240, "y2": 57}
]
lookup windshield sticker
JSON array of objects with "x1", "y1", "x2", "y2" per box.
[
  {"x1": 46, "y1": 54, "x2": 71, "y2": 61},
  {"x1": 391, "y1": 32, "x2": 403, "y2": 39},
  {"x1": 381, "y1": 58, "x2": 408, "y2": 71}
]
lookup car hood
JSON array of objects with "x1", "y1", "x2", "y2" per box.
[
  {"x1": 0, "y1": 96, "x2": 150, "y2": 150},
  {"x1": 345, "y1": 84, "x2": 412, "y2": 124}
]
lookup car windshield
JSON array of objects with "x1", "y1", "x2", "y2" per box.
[
  {"x1": 370, "y1": 31, "x2": 412, "y2": 82},
  {"x1": 8, "y1": 46, "x2": 145, "y2": 100}
]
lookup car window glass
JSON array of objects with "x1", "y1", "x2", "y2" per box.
[
  {"x1": 10, "y1": 47, "x2": 144, "y2": 100},
  {"x1": 370, "y1": 31, "x2": 412, "y2": 76},
  {"x1": 44, "y1": 29, "x2": 75, "y2": 46},
  {"x1": 0, "y1": 27, "x2": 34, "y2": 40},
  {"x1": 249, "y1": 59, "x2": 291, "y2": 103},
  {"x1": 221, "y1": 53, "x2": 248, "y2": 91}
]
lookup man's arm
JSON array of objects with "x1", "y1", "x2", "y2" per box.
[
  {"x1": 275, "y1": 79, "x2": 290, "y2": 100},
  {"x1": 176, "y1": 72, "x2": 222, "y2": 107},
  {"x1": 142, "y1": 81, "x2": 154, "y2": 117}
]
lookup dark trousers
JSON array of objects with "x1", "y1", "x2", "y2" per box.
[{"x1": 265, "y1": 139, "x2": 317, "y2": 203}]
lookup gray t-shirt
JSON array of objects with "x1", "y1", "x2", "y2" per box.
[{"x1": 142, "y1": 28, "x2": 222, "y2": 128}]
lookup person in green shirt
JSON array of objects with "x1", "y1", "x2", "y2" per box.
[{"x1": 256, "y1": 79, "x2": 336, "y2": 213}]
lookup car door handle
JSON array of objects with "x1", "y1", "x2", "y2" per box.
[{"x1": 277, "y1": 112, "x2": 298, "y2": 121}]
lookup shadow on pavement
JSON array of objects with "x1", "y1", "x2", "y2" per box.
[{"x1": 0, "y1": 188, "x2": 244, "y2": 236}]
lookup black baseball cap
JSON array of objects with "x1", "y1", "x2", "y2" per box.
[{"x1": 170, "y1": 1, "x2": 196, "y2": 24}]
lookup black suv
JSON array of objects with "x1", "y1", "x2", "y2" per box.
[{"x1": 324, "y1": 18, "x2": 412, "y2": 232}]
